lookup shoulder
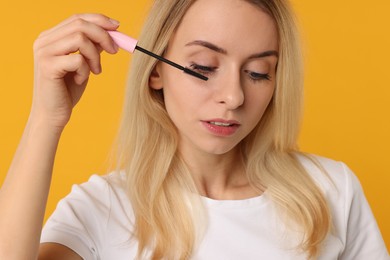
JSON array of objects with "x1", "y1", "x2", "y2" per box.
[
  {"x1": 77, "y1": 171, "x2": 127, "y2": 192},
  {"x1": 295, "y1": 154, "x2": 359, "y2": 234},
  {"x1": 63, "y1": 171, "x2": 129, "y2": 207},
  {"x1": 296, "y1": 153, "x2": 365, "y2": 217},
  {"x1": 296, "y1": 154, "x2": 389, "y2": 259},
  {"x1": 41, "y1": 171, "x2": 136, "y2": 259},
  {"x1": 67, "y1": 171, "x2": 133, "y2": 221},
  {"x1": 296, "y1": 153, "x2": 357, "y2": 195}
]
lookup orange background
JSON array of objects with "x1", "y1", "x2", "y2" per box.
[{"x1": 0, "y1": 0, "x2": 389, "y2": 250}]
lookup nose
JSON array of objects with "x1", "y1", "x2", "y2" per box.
[{"x1": 214, "y1": 71, "x2": 244, "y2": 110}]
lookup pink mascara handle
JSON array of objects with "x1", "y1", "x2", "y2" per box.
[
  {"x1": 107, "y1": 30, "x2": 208, "y2": 81},
  {"x1": 107, "y1": 31, "x2": 138, "y2": 53}
]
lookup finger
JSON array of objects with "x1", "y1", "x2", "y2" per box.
[
  {"x1": 53, "y1": 54, "x2": 91, "y2": 85},
  {"x1": 40, "y1": 32, "x2": 102, "y2": 74},
  {"x1": 96, "y1": 44, "x2": 104, "y2": 54},
  {"x1": 35, "y1": 22, "x2": 118, "y2": 56},
  {"x1": 39, "y1": 13, "x2": 119, "y2": 38},
  {"x1": 35, "y1": 14, "x2": 119, "y2": 54}
]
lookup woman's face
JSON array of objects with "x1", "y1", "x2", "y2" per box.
[{"x1": 150, "y1": 0, "x2": 278, "y2": 157}]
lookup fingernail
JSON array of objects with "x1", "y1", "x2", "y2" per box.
[
  {"x1": 96, "y1": 63, "x2": 102, "y2": 74},
  {"x1": 109, "y1": 18, "x2": 120, "y2": 26},
  {"x1": 113, "y1": 43, "x2": 119, "y2": 52}
]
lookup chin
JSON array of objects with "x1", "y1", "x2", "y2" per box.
[{"x1": 201, "y1": 143, "x2": 240, "y2": 156}]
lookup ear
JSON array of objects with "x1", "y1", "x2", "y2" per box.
[{"x1": 149, "y1": 62, "x2": 164, "y2": 90}]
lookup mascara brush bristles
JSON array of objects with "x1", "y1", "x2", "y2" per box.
[{"x1": 134, "y1": 45, "x2": 208, "y2": 81}]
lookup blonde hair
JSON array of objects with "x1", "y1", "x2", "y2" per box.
[{"x1": 115, "y1": 0, "x2": 331, "y2": 259}]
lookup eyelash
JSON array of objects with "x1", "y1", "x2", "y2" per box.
[
  {"x1": 244, "y1": 70, "x2": 271, "y2": 82},
  {"x1": 189, "y1": 63, "x2": 271, "y2": 82},
  {"x1": 189, "y1": 63, "x2": 216, "y2": 76}
]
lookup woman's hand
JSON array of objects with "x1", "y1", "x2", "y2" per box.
[
  {"x1": 31, "y1": 13, "x2": 120, "y2": 130},
  {"x1": 0, "y1": 14, "x2": 121, "y2": 260}
]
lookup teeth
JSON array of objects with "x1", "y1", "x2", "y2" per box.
[{"x1": 210, "y1": 121, "x2": 232, "y2": 127}]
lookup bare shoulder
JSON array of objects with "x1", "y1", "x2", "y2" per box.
[{"x1": 39, "y1": 243, "x2": 82, "y2": 260}]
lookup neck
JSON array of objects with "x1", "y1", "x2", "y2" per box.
[{"x1": 179, "y1": 146, "x2": 260, "y2": 200}]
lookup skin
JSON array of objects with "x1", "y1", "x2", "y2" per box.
[
  {"x1": 0, "y1": 14, "x2": 118, "y2": 260},
  {"x1": 0, "y1": 0, "x2": 278, "y2": 258},
  {"x1": 150, "y1": 0, "x2": 278, "y2": 200}
]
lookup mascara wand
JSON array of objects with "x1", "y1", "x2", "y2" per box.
[{"x1": 107, "y1": 31, "x2": 208, "y2": 81}]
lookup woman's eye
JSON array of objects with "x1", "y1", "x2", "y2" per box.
[
  {"x1": 189, "y1": 63, "x2": 217, "y2": 75},
  {"x1": 244, "y1": 70, "x2": 271, "y2": 82},
  {"x1": 188, "y1": 65, "x2": 270, "y2": 81}
]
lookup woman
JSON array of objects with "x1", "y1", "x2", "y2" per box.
[{"x1": 0, "y1": 0, "x2": 388, "y2": 259}]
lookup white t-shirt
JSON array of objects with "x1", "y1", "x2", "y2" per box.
[{"x1": 41, "y1": 155, "x2": 389, "y2": 259}]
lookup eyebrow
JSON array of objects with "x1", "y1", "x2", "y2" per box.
[{"x1": 185, "y1": 40, "x2": 279, "y2": 59}]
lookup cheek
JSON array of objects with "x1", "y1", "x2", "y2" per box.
[
  {"x1": 162, "y1": 81, "x2": 200, "y2": 124},
  {"x1": 164, "y1": 89, "x2": 191, "y2": 118},
  {"x1": 245, "y1": 86, "x2": 275, "y2": 120},
  {"x1": 162, "y1": 67, "x2": 211, "y2": 114}
]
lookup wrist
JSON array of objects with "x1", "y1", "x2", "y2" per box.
[{"x1": 26, "y1": 114, "x2": 66, "y2": 139}]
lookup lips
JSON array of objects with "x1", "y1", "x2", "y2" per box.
[
  {"x1": 209, "y1": 121, "x2": 235, "y2": 127},
  {"x1": 201, "y1": 119, "x2": 240, "y2": 136},
  {"x1": 205, "y1": 119, "x2": 240, "y2": 126}
]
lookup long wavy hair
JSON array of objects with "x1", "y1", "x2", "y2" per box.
[{"x1": 114, "y1": 0, "x2": 331, "y2": 259}]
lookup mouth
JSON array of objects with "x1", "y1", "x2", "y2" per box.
[
  {"x1": 201, "y1": 119, "x2": 240, "y2": 136},
  {"x1": 208, "y1": 121, "x2": 239, "y2": 127}
]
